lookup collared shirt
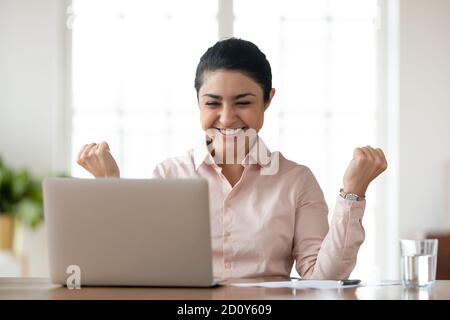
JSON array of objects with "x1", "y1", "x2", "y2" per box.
[{"x1": 152, "y1": 136, "x2": 366, "y2": 280}]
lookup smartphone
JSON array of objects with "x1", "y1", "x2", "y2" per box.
[
  {"x1": 339, "y1": 279, "x2": 361, "y2": 286},
  {"x1": 290, "y1": 277, "x2": 361, "y2": 286}
]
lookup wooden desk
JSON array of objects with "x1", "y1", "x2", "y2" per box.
[{"x1": 1, "y1": 277, "x2": 450, "y2": 300}]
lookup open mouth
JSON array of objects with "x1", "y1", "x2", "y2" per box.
[{"x1": 214, "y1": 127, "x2": 248, "y2": 136}]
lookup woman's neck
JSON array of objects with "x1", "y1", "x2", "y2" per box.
[{"x1": 218, "y1": 163, "x2": 245, "y2": 187}]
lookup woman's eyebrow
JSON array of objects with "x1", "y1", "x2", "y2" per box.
[
  {"x1": 202, "y1": 93, "x2": 256, "y2": 100},
  {"x1": 202, "y1": 93, "x2": 222, "y2": 100},
  {"x1": 233, "y1": 93, "x2": 256, "y2": 100}
]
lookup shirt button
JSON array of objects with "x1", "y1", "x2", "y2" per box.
[{"x1": 225, "y1": 263, "x2": 232, "y2": 270}]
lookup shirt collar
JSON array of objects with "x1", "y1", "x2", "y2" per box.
[{"x1": 193, "y1": 134, "x2": 273, "y2": 171}]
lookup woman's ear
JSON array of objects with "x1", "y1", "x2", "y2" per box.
[{"x1": 264, "y1": 88, "x2": 276, "y2": 111}]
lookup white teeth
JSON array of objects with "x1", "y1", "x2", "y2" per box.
[{"x1": 218, "y1": 128, "x2": 245, "y2": 135}]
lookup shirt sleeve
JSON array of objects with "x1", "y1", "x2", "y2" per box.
[{"x1": 292, "y1": 168, "x2": 366, "y2": 280}]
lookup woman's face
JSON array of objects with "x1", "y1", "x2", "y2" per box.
[{"x1": 198, "y1": 69, "x2": 275, "y2": 135}]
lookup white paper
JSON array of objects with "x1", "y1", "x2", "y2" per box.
[
  {"x1": 230, "y1": 280, "x2": 360, "y2": 289},
  {"x1": 360, "y1": 280, "x2": 402, "y2": 287}
]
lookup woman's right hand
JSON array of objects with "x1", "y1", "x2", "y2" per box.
[{"x1": 76, "y1": 142, "x2": 120, "y2": 178}]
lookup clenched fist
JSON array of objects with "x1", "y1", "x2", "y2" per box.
[
  {"x1": 76, "y1": 142, "x2": 120, "y2": 178},
  {"x1": 342, "y1": 146, "x2": 388, "y2": 196}
]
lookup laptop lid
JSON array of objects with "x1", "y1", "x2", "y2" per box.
[{"x1": 43, "y1": 177, "x2": 214, "y2": 287}]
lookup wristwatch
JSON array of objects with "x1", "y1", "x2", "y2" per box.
[{"x1": 339, "y1": 188, "x2": 365, "y2": 201}]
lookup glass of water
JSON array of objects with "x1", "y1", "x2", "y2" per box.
[{"x1": 400, "y1": 239, "x2": 438, "y2": 287}]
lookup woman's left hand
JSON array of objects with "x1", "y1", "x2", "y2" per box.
[{"x1": 342, "y1": 146, "x2": 388, "y2": 196}]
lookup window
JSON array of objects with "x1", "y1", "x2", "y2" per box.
[
  {"x1": 71, "y1": 0, "x2": 380, "y2": 280},
  {"x1": 233, "y1": 0, "x2": 379, "y2": 279},
  {"x1": 71, "y1": 0, "x2": 217, "y2": 178}
]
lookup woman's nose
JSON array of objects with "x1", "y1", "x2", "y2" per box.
[{"x1": 219, "y1": 105, "x2": 236, "y2": 126}]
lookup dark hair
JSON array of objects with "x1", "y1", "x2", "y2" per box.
[{"x1": 194, "y1": 38, "x2": 272, "y2": 102}]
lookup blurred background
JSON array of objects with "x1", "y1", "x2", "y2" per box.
[{"x1": 1, "y1": 0, "x2": 449, "y2": 281}]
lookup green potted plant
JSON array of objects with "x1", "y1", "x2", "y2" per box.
[{"x1": 0, "y1": 157, "x2": 46, "y2": 250}]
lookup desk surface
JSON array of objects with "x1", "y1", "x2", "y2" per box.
[{"x1": 1, "y1": 278, "x2": 450, "y2": 300}]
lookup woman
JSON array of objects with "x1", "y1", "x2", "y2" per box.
[{"x1": 77, "y1": 38, "x2": 387, "y2": 280}]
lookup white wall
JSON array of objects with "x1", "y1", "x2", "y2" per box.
[
  {"x1": 0, "y1": 0, "x2": 69, "y2": 276},
  {"x1": 0, "y1": 0, "x2": 69, "y2": 175},
  {"x1": 398, "y1": 0, "x2": 450, "y2": 238}
]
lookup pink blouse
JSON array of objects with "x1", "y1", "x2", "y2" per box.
[{"x1": 152, "y1": 137, "x2": 366, "y2": 280}]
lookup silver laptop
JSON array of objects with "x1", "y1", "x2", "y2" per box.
[{"x1": 43, "y1": 177, "x2": 217, "y2": 287}]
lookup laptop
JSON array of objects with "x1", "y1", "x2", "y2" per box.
[{"x1": 43, "y1": 177, "x2": 218, "y2": 287}]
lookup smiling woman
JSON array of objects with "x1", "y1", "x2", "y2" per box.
[
  {"x1": 77, "y1": 38, "x2": 387, "y2": 281},
  {"x1": 194, "y1": 39, "x2": 276, "y2": 186},
  {"x1": 198, "y1": 71, "x2": 273, "y2": 183}
]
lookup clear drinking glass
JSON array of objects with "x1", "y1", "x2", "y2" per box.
[{"x1": 400, "y1": 239, "x2": 438, "y2": 287}]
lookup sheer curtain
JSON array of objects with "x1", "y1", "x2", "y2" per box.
[{"x1": 70, "y1": 0, "x2": 380, "y2": 280}]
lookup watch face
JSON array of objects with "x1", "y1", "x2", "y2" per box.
[{"x1": 346, "y1": 194, "x2": 359, "y2": 201}]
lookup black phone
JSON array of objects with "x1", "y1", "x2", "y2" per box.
[
  {"x1": 339, "y1": 279, "x2": 361, "y2": 286},
  {"x1": 290, "y1": 277, "x2": 361, "y2": 286}
]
